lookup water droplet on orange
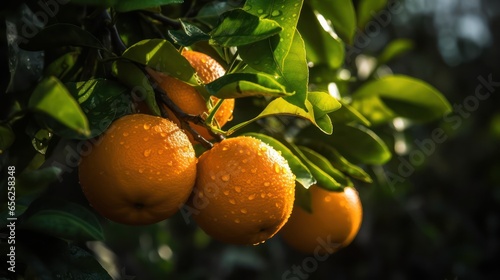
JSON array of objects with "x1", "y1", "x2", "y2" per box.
[
  {"x1": 221, "y1": 174, "x2": 230, "y2": 181},
  {"x1": 251, "y1": 168, "x2": 257, "y2": 173},
  {"x1": 223, "y1": 190, "x2": 229, "y2": 196},
  {"x1": 229, "y1": 199, "x2": 236, "y2": 205},
  {"x1": 211, "y1": 175, "x2": 216, "y2": 180},
  {"x1": 248, "y1": 194, "x2": 256, "y2": 200},
  {"x1": 240, "y1": 209, "x2": 248, "y2": 214},
  {"x1": 261, "y1": 193, "x2": 266, "y2": 198},
  {"x1": 143, "y1": 124, "x2": 151, "y2": 130},
  {"x1": 324, "y1": 196, "x2": 332, "y2": 202},
  {"x1": 234, "y1": 218, "x2": 240, "y2": 223},
  {"x1": 274, "y1": 164, "x2": 281, "y2": 173},
  {"x1": 123, "y1": 132, "x2": 129, "y2": 136},
  {"x1": 235, "y1": 186, "x2": 241, "y2": 193},
  {"x1": 143, "y1": 149, "x2": 151, "y2": 157},
  {"x1": 158, "y1": 150, "x2": 164, "y2": 155},
  {"x1": 264, "y1": 182, "x2": 270, "y2": 187},
  {"x1": 139, "y1": 168, "x2": 144, "y2": 173},
  {"x1": 167, "y1": 161, "x2": 173, "y2": 166}
]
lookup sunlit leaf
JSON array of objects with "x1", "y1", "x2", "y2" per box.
[
  {"x1": 210, "y1": 9, "x2": 283, "y2": 47},
  {"x1": 351, "y1": 75, "x2": 452, "y2": 124},
  {"x1": 298, "y1": 146, "x2": 352, "y2": 187},
  {"x1": 288, "y1": 142, "x2": 343, "y2": 191},
  {"x1": 298, "y1": 3, "x2": 345, "y2": 69},
  {"x1": 168, "y1": 20, "x2": 210, "y2": 46},
  {"x1": 310, "y1": 0, "x2": 357, "y2": 44},
  {"x1": 329, "y1": 99, "x2": 371, "y2": 126},
  {"x1": 244, "y1": 133, "x2": 316, "y2": 189},
  {"x1": 282, "y1": 30, "x2": 309, "y2": 109},
  {"x1": 357, "y1": 0, "x2": 388, "y2": 28},
  {"x1": 29, "y1": 76, "x2": 90, "y2": 137},
  {"x1": 16, "y1": 167, "x2": 62, "y2": 196},
  {"x1": 207, "y1": 72, "x2": 292, "y2": 98}
]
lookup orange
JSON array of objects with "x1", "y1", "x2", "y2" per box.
[
  {"x1": 189, "y1": 136, "x2": 296, "y2": 245},
  {"x1": 280, "y1": 185, "x2": 362, "y2": 254},
  {"x1": 148, "y1": 50, "x2": 235, "y2": 142},
  {"x1": 78, "y1": 114, "x2": 197, "y2": 225}
]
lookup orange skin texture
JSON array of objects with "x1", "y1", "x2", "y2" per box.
[
  {"x1": 147, "y1": 50, "x2": 234, "y2": 142},
  {"x1": 78, "y1": 114, "x2": 197, "y2": 225},
  {"x1": 190, "y1": 136, "x2": 296, "y2": 245},
  {"x1": 280, "y1": 185, "x2": 363, "y2": 254}
]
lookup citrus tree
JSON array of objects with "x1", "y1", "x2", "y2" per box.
[{"x1": 0, "y1": 0, "x2": 451, "y2": 278}]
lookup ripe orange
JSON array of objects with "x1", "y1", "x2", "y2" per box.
[
  {"x1": 78, "y1": 114, "x2": 197, "y2": 225},
  {"x1": 148, "y1": 50, "x2": 235, "y2": 142},
  {"x1": 280, "y1": 185, "x2": 362, "y2": 254},
  {"x1": 190, "y1": 136, "x2": 296, "y2": 245}
]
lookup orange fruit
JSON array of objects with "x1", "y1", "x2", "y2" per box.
[
  {"x1": 78, "y1": 114, "x2": 197, "y2": 225},
  {"x1": 280, "y1": 185, "x2": 362, "y2": 254},
  {"x1": 148, "y1": 50, "x2": 235, "y2": 142},
  {"x1": 189, "y1": 136, "x2": 296, "y2": 245}
]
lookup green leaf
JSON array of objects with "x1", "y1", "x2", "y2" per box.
[
  {"x1": 244, "y1": 133, "x2": 316, "y2": 189},
  {"x1": 302, "y1": 142, "x2": 373, "y2": 183},
  {"x1": 44, "y1": 51, "x2": 80, "y2": 80},
  {"x1": 0, "y1": 125, "x2": 15, "y2": 152},
  {"x1": 310, "y1": 0, "x2": 357, "y2": 44},
  {"x1": 377, "y1": 39, "x2": 414, "y2": 65},
  {"x1": 227, "y1": 97, "x2": 332, "y2": 135},
  {"x1": 19, "y1": 23, "x2": 104, "y2": 51},
  {"x1": 298, "y1": 3, "x2": 345, "y2": 69},
  {"x1": 113, "y1": 60, "x2": 160, "y2": 116},
  {"x1": 281, "y1": 30, "x2": 309, "y2": 109},
  {"x1": 65, "y1": 79, "x2": 132, "y2": 138},
  {"x1": 207, "y1": 72, "x2": 292, "y2": 98},
  {"x1": 357, "y1": 0, "x2": 388, "y2": 28},
  {"x1": 329, "y1": 99, "x2": 371, "y2": 126},
  {"x1": 288, "y1": 142, "x2": 343, "y2": 191},
  {"x1": 330, "y1": 123, "x2": 391, "y2": 165},
  {"x1": 168, "y1": 20, "x2": 210, "y2": 46},
  {"x1": 308, "y1": 91, "x2": 342, "y2": 119},
  {"x1": 197, "y1": 1, "x2": 244, "y2": 28},
  {"x1": 209, "y1": 9, "x2": 283, "y2": 47},
  {"x1": 351, "y1": 75, "x2": 452, "y2": 124},
  {"x1": 20, "y1": 197, "x2": 104, "y2": 241},
  {"x1": 122, "y1": 39, "x2": 197, "y2": 85},
  {"x1": 69, "y1": 0, "x2": 183, "y2": 12},
  {"x1": 298, "y1": 146, "x2": 352, "y2": 187},
  {"x1": 29, "y1": 76, "x2": 90, "y2": 137},
  {"x1": 239, "y1": 0, "x2": 304, "y2": 75}
]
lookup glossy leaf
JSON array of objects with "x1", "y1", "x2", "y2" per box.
[
  {"x1": 351, "y1": 75, "x2": 452, "y2": 124},
  {"x1": 69, "y1": 0, "x2": 183, "y2": 12},
  {"x1": 298, "y1": 146, "x2": 352, "y2": 187},
  {"x1": 20, "y1": 23, "x2": 104, "y2": 51},
  {"x1": 245, "y1": 133, "x2": 316, "y2": 189},
  {"x1": 29, "y1": 76, "x2": 90, "y2": 137},
  {"x1": 281, "y1": 30, "x2": 309, "y2": 109},
  {"x1": 15, "y1": 167, "x2": 62, "y2": 196},
  {"x1": 206, "y1": 73, "x2": 292, "y2": 98},
  {"x1": 44, "y1": 51, "x2": 80, "y2": 80},
  {"x1": 357, "y1": 0, "x2": 388, "y2": 28},
  {"x1": 308, "y1": 91, "x2": 342, "y2": 119},
  {"x1": 310, "y1": 0, "x2": 357, "y2": 44},
  {"x1": 227, "y1": 97, "x2": 332, "y2": 135},
  {"x1": 65, "y1": 79, "x2": 132, "y2": 138},
  {"x1": 329, "y1": 99, "x2": 371, "y2": 126},
  {"x1": 239, "y1": 0, "x2": 304, "y2": 75},
  {"x1": 378, "y1": 39, "x2": 414, "y2": 65},
  {"x1": 298, "y1": 3, "x2": 345, "y2": 69},
  {"x1": 288, "y1": 142, "x2": 343, "y2": 191},
  {"x1": 20, "y1": 197, "x2": 104, "y2": 241},
  {"x1": 122, "y1": 39, "x2": 198, "y2": 85},
  {"x1": 169, "y1": 20, "x2": 210, "y2": 46},
  {"x1": 210, "y1": 9, "x2": 283, "y2": 47}
]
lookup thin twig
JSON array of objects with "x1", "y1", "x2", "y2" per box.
[{"x1": 141, "y1": 11, "x2": 181, "y2": 28}]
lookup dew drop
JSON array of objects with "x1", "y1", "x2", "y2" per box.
[
  {"x1": 261, "y1": 193, "x2": 266, "y2": 198},
  {"x1": 211, "y1": 175, "x2": 216, "y2": 180},
  {"x1": 275, "y1": 202, "x2": 280, "y2": 208},
  {"x1": 234, "y1": 218, "x2": 241, "y2": 223},
  {"x1": 257, "y1": 9, "x2": 264, "y2": 14},
  {"x1": 274, "y1": 164, "x2": 281, "y2": 173},
  {"x1": 160, "y1": 132, "x2": 167, "y2": 137},
  {"x1": 271, "y1": 10, "x2": 281, "y2": 17},
  {"x1": 143, "y1": 137, "x2": 149, "y2": 141},
  {"x1": 222, "y1": 146, "x2": 229, "y2": 151},
  {"x1": 144, "y1": 149, "x2": 152, "y2": 157},
  {"x1": 139, "y1": 168, "x2": 144, "y2": 173},
  {"x1": 221, "y1": 174, "x2": 230, "y2": 181},
  {"x1": 167, "y1": 161, "x2": 173, "y2": 166},
  {"x1": 123, "y1": 132, "x2": 129, "y2": 137},
  {"x1": 119, "y1": 141, "x2": 125, "y2": 145},
  {"x1": 223, "y1": 190, "x2": 230, "y2": 196},
  {"x1": 324, "y1": 196, "x2": 332, "y2": 202},
  {"x1": 248, "y1": 194, "x2": 256, "y2": 200},
  {"x1": 267, "y1": 193, "x2": 272, "y2": 197},
  {"x1": 240, "y1": 208, "x2": 248, "y2": 214},
  {"x1": 242, "y1": 159, "x2": 248, "y2": 163},
  {"x1": 229, "y1": 199, "x2": 236, "y2": 205},
  {"x1": 158, "y1": 150, "x2": 164, "y2": 155},
  {"x1": 239, "y1": 149, "x2": 244, "y2": 154},
  {"x1": 243, "y1": 5, "x2": 251, "y2": 11},
  {"x1": 235, "y1": 186, "x2": 241, "y2": 193},
  {"x1": 264, "y1": 182, "x2": 270, "y2": 187},
  {"x1": 251, "y1": 168, "x2": 257, "y2": 174},
  {"x1": 292, "y1": 13, "x2": 297, "y2": 17},
  {"x1": 143, "y1": 124, "x2": 151, "y2": 130}
]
